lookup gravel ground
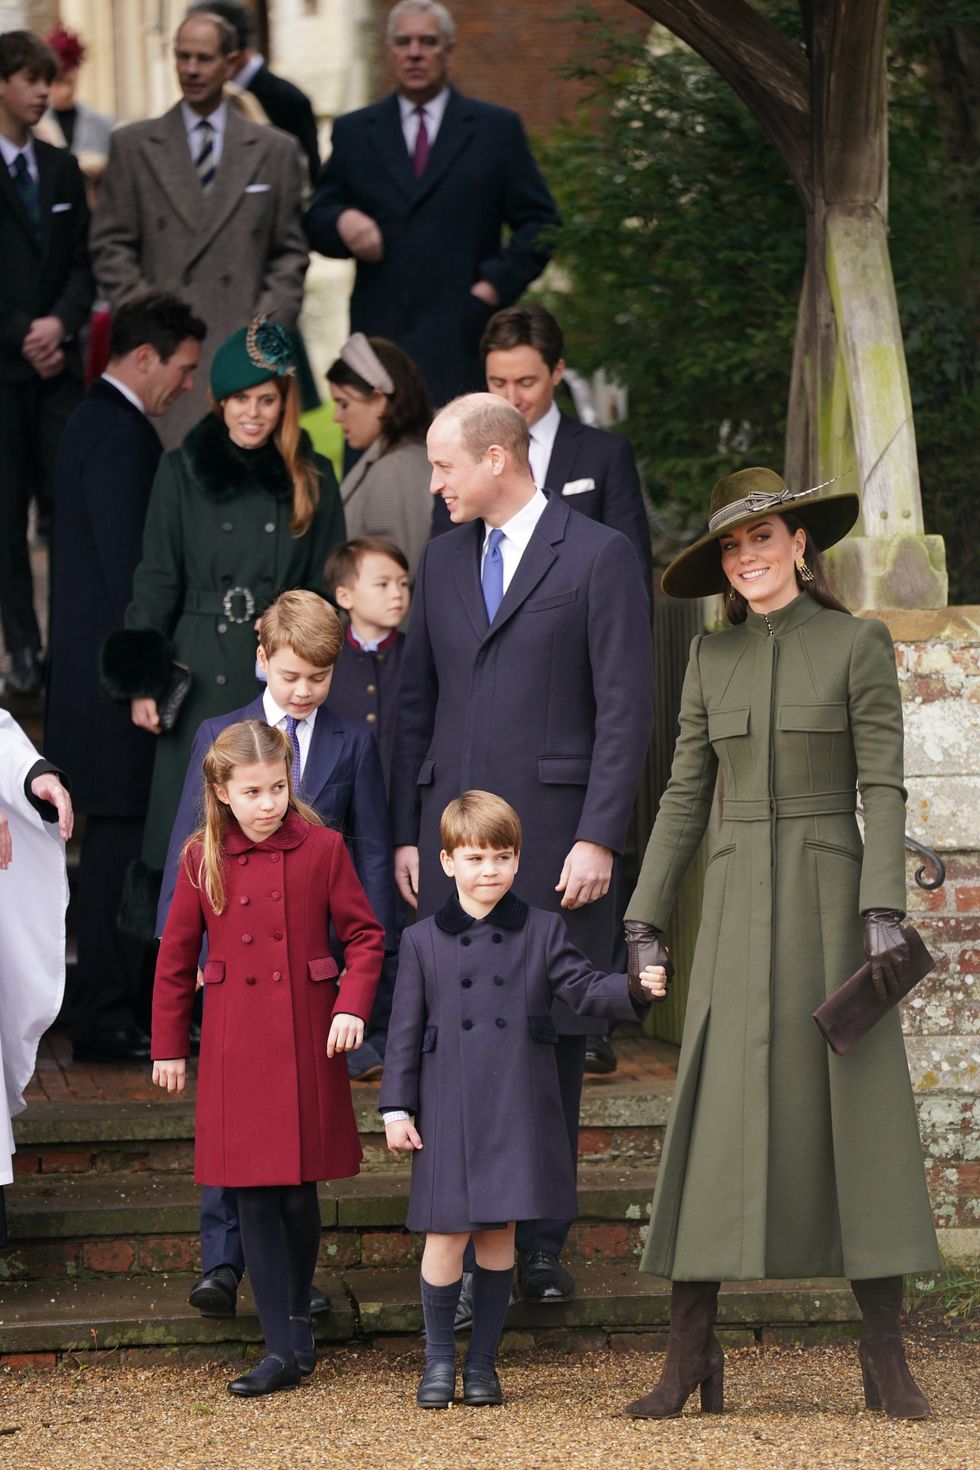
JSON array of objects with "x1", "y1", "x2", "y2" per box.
[{"x1": 1, "y1": 1337, "x2": 977, "y2": 1470}]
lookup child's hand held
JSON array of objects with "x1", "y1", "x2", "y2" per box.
[
  {"x1": 327, "y1": 1012, "x2": 365, "y2": 1057},
  {"x1": 639, "y1": 964, "x2": 668, "y2": 999},
  {"x1": 385, "y1": 1119, "x2": 423, "y2": 1154},
  {"x1": 152, "y1": 1058, "x2": 186, "y2": 1093}
]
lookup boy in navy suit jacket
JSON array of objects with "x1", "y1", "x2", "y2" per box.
[{"x1": 157, "y1": 589, "x2": 396, "y2": 1320}]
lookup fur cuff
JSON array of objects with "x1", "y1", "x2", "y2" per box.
[{"x1": 100, "y1": 628, "x2": 172, "y2": 703}]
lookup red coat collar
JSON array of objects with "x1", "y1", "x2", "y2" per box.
[{"x1": 222, "y1": 809, "x2": 311, "y2": 854}]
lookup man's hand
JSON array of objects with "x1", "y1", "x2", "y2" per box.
[
  {"x1": 327, "y1": 1012, "x2": 365, "y2": 1057},
  {"x1": 394, "y1": 845, "x2": 420, "y2": 909},
  {"x1": 23, "y1": 316, "x2": 64, "y2": 360},
  {"x1": 469, "y1": 280, "x2": 500, "y2": 306},
  {"x1": 30, "y1": 773, "x2": 74, "y2": 841},
  {"x1": 30, "y1": 346, "x2": 66, "y2": 380},
  {"x1": 0, "y1": 814, "x2": 12, "y2": 870},
  {"x1": 386, "y1": 1118, "x2": 423, "y2": 1155},
  {"x1": 556, "y1": 841, "x2": 613, "y2": 910},
  {"x1": 337, "y1": 208, "x2": 384, "y2": 262},
  {"x1": 131, "y1": 697, "x2": 162, "y2": 734},
  {"x1": 152, "y1": 1058, "x2": 186, "y2": 1093}
]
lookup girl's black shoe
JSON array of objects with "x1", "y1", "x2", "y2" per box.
[
  {"x1": 290, "y1": 1314, "x2": 317, "y2": 1376},
  {"x1": 227, "y1": 1354, "x2": 301, "y2": 1397}
]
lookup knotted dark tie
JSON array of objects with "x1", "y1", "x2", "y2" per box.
[
  {"x1": 284, "y1": 716, "x2": 302, "y2": 791},
  {"x1": 412, "y1": 106, "x2": 430, "y2": 179},
  {"x1": 482, "y1": 528, "x2": 505, "y2": 623},
  {"x1": 12, "y1": 153, "x2": 42, "y2": 242}
]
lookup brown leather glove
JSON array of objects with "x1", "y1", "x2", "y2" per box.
[
  {"x1": 625, "y1": 920, "x2": 675, "y2": 1005},
  {"x1": 862, "y1": 909, "x2": 910, "y2": 1001}
]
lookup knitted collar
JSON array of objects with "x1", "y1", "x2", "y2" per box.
[
  {"x1": 434, "y1": 889, "x2": 529, "y2": 934},
  {"x1": 222, "y1": 808, "x2": 310, "y2": 854},
  {"x1": 180, "y1": 411, "x2": 314, "y2": 504}
]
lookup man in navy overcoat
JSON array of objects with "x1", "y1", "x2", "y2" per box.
[
  {"x1": 390, "y1": 394, "x2": 654, "y2": 1300},
  {"x1": 45, "y1": 293, "x2": 204, "y2": 1063},
  {"x1": 304, "y1": 1, "x2": 559, "y2": 406}
]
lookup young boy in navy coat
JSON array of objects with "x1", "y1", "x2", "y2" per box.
[
  {"x1": 380, "y1": 791, "x2": 666, "y2": 1409},
  {"x1": 324, "y1": 536, "x2": 409, "y2": 792},
  {"x1": 158, "y1": 589, "x2": 397, "y2": 1318}
]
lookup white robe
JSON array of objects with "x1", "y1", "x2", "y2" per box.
[{"x1": 0, "y1": 711, "x2": 68, "y2": 1185}]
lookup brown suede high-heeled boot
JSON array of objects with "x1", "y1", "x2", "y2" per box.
[
  {"x1": 624, "y1": 1280, "x2": 724, "y2": 1419},
  {"x1": 851, "y1": 1276, "x2": 930, "y2": 1420}
]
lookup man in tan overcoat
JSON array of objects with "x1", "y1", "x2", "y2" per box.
[{"x1": 90, "y1": 12, "x2": 307, "y2": 449}]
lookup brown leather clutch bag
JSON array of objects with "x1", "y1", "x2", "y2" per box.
[{"x1": 812, "y1": 925, "x2": 936, "y2": 1056}]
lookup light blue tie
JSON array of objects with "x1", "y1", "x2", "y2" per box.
[
  {"x1": 482, "y1": 528, "x2": 505, "y2": 623},
  {"x1": 284, "y1": 716, "x2": 302, "y2": 791}
]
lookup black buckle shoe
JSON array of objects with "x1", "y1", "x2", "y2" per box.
[
  {"x1": 290, "y1": 1315, "x2": 317, "y2": 1377},
  {"x1": 188, "y1": 1265, "x2": 239, "y2": 1317},
  {"x1": 310, "y1": 1284, "x2": 331, "y2": 1316},
  {"x1": 463, "y1": 1365, "x2": 503, "y2": 1406},
  {"x1": 416, "y1": 1360, "x2": 456, "y2": 1409},
  {"x1": 227, "y1": 1354, "x2": 301, "y2": 1397},
  {"x1": 518, "y1": 1250, "x2": 575, "y2": 1302}
]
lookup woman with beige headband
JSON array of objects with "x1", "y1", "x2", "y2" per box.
[
  {"x1": 622, "y1": 467, "x2": 939, "y2": 1422},
  {"x1": 326, "y1": 335, "x2": 433, "y2": 577}
]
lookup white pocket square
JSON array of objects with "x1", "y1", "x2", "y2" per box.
[
  {"x1": 244, "y1": 183, "x2": 271, "y2": 193},
  {"x1": 51, "y1": 202, "x2": 73, "y2": 213},
  {"x1": 562, "y1": 478, "x2": 596, "y2": 496}
]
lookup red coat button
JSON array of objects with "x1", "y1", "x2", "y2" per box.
[
  {"x1": 245, "y1": 976, "x2": 256, "y2": 986},
  {"x1": 273, "y1": 929, "x2": 283, "y2": 941},
  {"x1": 270, "y1": 890, "x2": 281, "y2": 900},
  {"x1": 242, "y1": 934, "x2": 253, "y2": 944},
  {"x1": 238, "y1": 856, "x2": 247, "y2": 866},
  {"x1": 239, "y1": 896, "x2": 249, "y2": 906},
  {"x1": 273, "y1": 970, "x2": 283, "y2": 981},
  {"x1": 269, "y1": 853, "x2": 280, "y2": 863}
]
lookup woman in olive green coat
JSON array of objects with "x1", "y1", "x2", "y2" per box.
[
  {"x1": 623, "y1": 468, "x2": 939, "y2": 1424},
  {"x1": 102, "y1": 320, "x2": 344, "y2": 905}
]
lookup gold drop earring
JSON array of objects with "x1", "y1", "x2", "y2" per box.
[{"x1": 795, "y1": 554, "x2": 814, "y2": 584}]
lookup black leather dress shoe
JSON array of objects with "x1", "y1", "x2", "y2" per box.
[
  {"x1": 583, "y1": 1034, "x2": 618, "y2": 1075},
  {"x1": 188, "y1": 1265, "x2": 239, "y2": 1317},
  {"x1": 72, "y1": 1026, "x2": 151, "y2": 1064},
  {"x1": 227, "y1": 1354, "x2": 301, "y2": 1397},
  {"x1": 290, "y1": 1315, "x2": 317, "y2": 1376},
  {"x1": 518, "y1": 1250, "x2": 575, "y2": 1302},
  {"x1": 4, "y1": 648, "x2": 43, "y2": 696},
  {"x1": 310, "y1": 1285, "x2": 331, "y2": 1316},
  {"x1": 463, "y1": 1365, "x2": 503, "y2": 1406},
  {"x1": 416, "y1": 1360, "x2": 456, "y2": 1409}
]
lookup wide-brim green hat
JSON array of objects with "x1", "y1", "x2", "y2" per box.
[
  {"x1": 210, "y1": 317, "x2": 296, "y2": 401},
  {"x1": 661, "y1": 466, "x2": 860, "y2": 599}
]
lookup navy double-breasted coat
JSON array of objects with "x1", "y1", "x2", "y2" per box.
[{"x1": 378, "y1": 893, "x2": 643, "y2": 1232}]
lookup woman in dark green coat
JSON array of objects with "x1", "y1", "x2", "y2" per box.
[
  {"x1": 102, "y1": 320, "x2": 344, "y2": 906},
  {"x1": 623, "y1": 468, "x2": 939, "y2": 1423}
]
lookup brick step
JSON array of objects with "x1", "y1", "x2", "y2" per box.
[
  {"x1": 1, "y1": 1165, "x2": 658, "y2": 1281},
  {"x1": 0, "y1": 1267, "x2": 861, "y2": 1361}
]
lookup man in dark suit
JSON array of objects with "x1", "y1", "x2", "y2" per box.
[
  {"x1": 0, "y1": 29, "x2": 93, "y2": 694},
  {"x1": 187, "y1": 1, "x2": 321, "y2": 188},
  {"x1": 45, "y1": 293, "x2": 205, "y2": 1062},
  {"x1": 304, "y1": 0, "x2": 559, "y2": 406},
  {"x1": 391, "y1": 394, "x2": 653, "y2": 1301}
]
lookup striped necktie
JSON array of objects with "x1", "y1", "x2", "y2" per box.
[
  {"x1": 284, "y1": 716, "x2": 303, "y2": 792},
  {"x1": 12, "y1": 153, "x2": 42, "y2": 242},
  {"x1": 194, "y1": 119, "x2": 216, "y2": 191}
]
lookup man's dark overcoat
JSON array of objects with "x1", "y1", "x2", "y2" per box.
[
  {"x1": 45, "y1": 379, "x2": 160, "y2": 814},
  {"x1": 378, "y1": 893, "x2": 643, "y2": 1231},
  {"x1": 389, "y1": 495, "x2": 653, "y2": 1032},
  {"x1": 305, "y1": 90, "x2": 559, "y2": 405},
  {"x1": 152, "y1": 813, "x2": 384, "y2": 1186}
]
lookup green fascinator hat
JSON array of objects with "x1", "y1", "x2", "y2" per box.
[
  {"x1": 661, "y1": 466, "x2": 860, "y2": 599},
  {"x1": 210, "y1": 317, "x2": 296, "y2": 401}
]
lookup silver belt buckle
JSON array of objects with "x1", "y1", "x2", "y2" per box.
[{"x1": 222, "y1": 586, "x2": 256, "y2": 624}]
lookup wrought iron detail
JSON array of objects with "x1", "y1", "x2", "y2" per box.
[{"x1": 904, "y1": 833, "x2": 946, "y2": 892}]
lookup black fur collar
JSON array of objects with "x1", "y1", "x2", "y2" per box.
[
  {"x1": 180, "y1": 411, "x2": 313, "y2": 503},
  {"x1": 434, "y1": 889, "x2": 529, "y2": 934}
]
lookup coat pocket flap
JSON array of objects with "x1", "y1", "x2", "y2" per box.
[
  {"x1": 202, "y1": 960, "x2": 225, "y2": 984},
  {"x1": 524, "y1": 588, "x2": 578, "y2": 613},
  {"x1": 537, "y1": 755, "x2": 592, "y2": 785},
  {"x1": 707, "y1": 707, "x2": 751, "y2": 741},
  {"x1": 778, "y1": 702, "x2": 848, "y2": 732},
  {"x1": 308, "y1": 957, "x2": 340, "y2": 982},
  {"x1": 421, "y1": 1025, "x2": 438, "y2": 1053},
  {"x1": 528, "y1": 1014, "x2": 559, "y2": 1044},
  {"x1": 417, "y1": 757, "x2": 437, "y2": 786}
]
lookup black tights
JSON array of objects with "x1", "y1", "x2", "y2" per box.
[{"x1": 236, "y1": 1183, "x2": 321, "y2": 1361}]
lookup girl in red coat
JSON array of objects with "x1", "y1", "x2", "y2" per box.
[{"x1": 151, "y1": 719, "x2": 383, "y2": 1397}]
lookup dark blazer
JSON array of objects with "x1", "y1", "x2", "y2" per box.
[
  {"x1": 325, "y1": 631, "x2": 405, "y2": 791},
  {"x1": 44, "y1": 379, "x2": 161, "y2": 815},
  {"x1": 245, "y1": 63, "x2": 320, "y2": 188},
  {"x1": 432, "y1": 413, "x2": 653, "y2": 596},
  {"x1": 158, "y1": 696, "x2": 396, "y2": 947},
  {"x1": 0, "y1": 140, "x2": 93, "y2": 383},
  {"x1": 305, "y1": 89, "x2": 559, "y2": 405},
  {"x1": 389, "y1": 495, "x2": 653, "y2": 1029},
  {"x1": 379, "y1": 893, "x2": 643, "y2": 1232}
]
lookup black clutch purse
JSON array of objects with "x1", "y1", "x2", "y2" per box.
[
  {"x1": 157, "y1": 662, "x2": 192, "y2": 733},
  {"x1": 812, "y1": 925, "x2": 936, "y2": 1056}
]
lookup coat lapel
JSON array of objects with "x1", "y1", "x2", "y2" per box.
[
  {"x1": 301, "y1": 708, "x2": 346, "y2": 802},
  {"x1": 480, "y1": 496, "x2": 568, "y2": 645},
  {"x1": 141, "y1": 105, "x2": 206, "y2": 235},
  {"x1": 452, "y1": 521, "x2": 489, "y2": 641},
  {"x1": 191, "y1": 107, "x2": 262, "y2": 260},
  {"x1": 35, "y1": 144, "x2": 60, "y2": 256},
  {"x1": 412, "y1": 90, "x2": 474, "y2": 207},
  {"x1": 542, "y1": 414, "x2": 581, "y2": 493},
  {"x1": 0, "y1": 148, "x2": 41, "y2": 248},
  {"x1": 367, "y1": 95, "x2": 417, "y2": 203}
]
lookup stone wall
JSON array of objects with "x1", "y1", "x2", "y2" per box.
[{"x1": 872, "y1": 607, "x2": 980, "y2": 1262}]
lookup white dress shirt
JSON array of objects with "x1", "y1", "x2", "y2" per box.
[
  {"x1": 101, "y1": 373, "x2": 145, "y2": 415},
  {"x1": 481, "y1": 488, "x2": 549, "y2": 595},
  {"x1": 0, "y1": 133, "x2": 38, "y2": 184},
  {"x1": 181, "y1": 100, "x2": 228, "y2": 170},
  {"x1": 528, "y1": 401, "x2": 562, "y2": 492},
  {"x1": 397, "y1": 87, "x2": 450, "y2": 154},
  {"x1": 262, "y1": 688, "x2": 317, "y2": 780},
  {"x1": 236, "y1": 53, "x2": 265, "y2": 90}
]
